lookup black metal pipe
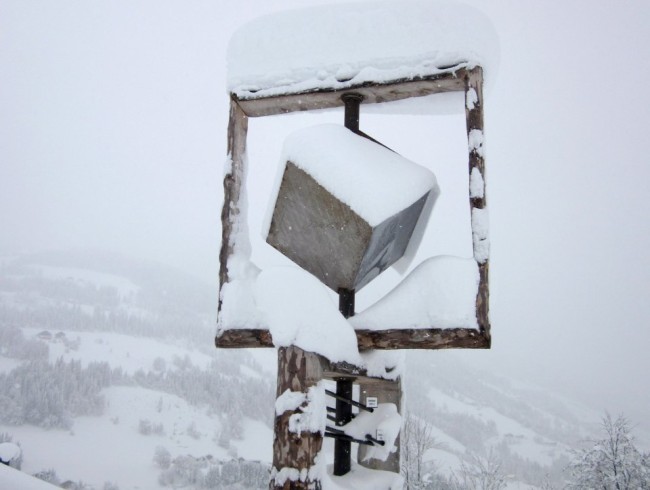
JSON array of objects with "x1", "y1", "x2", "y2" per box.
[
  {"x1": 327, "y1": 425, "x2": 385, "y2": 447},
  {"x1": 342, "y1": 93, "x2": 363, "y2": 133},
  {"x1": 332, "y1": 93, "x2": 362, "y2": 477},
  {"x1": 325, "y1": 425, "x2": 345, "y2": 435},
  {"x1": 338, "y1": 288, "x2": 355, "y2": 319},
  {"x1": 325, "y1": 431, "x2": 374, "y2": 446},
  {"x1": 365, "y1": 434, "x2": 386, "y2": 446},
  {"x1": 333, "y1": 379, "x2": 353, "y2": 476},
  {"x1": 326, "y1": 389, "x2": 374, "y2": 413}
]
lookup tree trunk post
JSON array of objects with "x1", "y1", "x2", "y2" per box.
[
  {"x1": 271, "y1": 346, "x2": 325, "y2": 490},
  {"x1": 464, "y1": 66, "x2": 490, "y2": 344},
  {"x1": 218, "y1": 97, "x2": 248, "y2": 312}
]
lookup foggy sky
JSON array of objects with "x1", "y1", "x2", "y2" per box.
[{"x1": 1, "y1": 1, "x2": 649, "y2": 436}]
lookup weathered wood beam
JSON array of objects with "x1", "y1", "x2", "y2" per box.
[
  {"x1": 234, "y1": 65, "x2": 469, "y2": 118},
  {"x1": 215, "y1": 328, "x2": 273, "y2": 348},
  {"x1": 218, "y1": 98, "x2": 248, "y2": 313},
  {"x1": 464, "y1": 66, "x2": 491, "y2": 345},
  {"x1": 355, "y1": 327, "x2": 488, "y2": 350},
  {"x1": 216, "y1": 64, "x2": 491, "y2": 351},
  {"x1": 215, "y1": 327, "x2": 489, "y2": 351}
]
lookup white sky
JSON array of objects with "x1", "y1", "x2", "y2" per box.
[{"x1": 1, "y1": 0, "x2": 650, "y2": 432}]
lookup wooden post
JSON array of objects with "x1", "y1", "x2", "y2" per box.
[
  {"x1": 271, "y1": 346, "x2": 325, "y2": 490},
  {"x1": 464, "y1": 66, "x2": 490, "y2": 343},
  {"x1": 218, "y1": 97, "x2": 248, "y2": 311}
]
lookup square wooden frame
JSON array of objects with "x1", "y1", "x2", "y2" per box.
[{"x1": 216, "y1": 64, "x2": 490, "y2": 352}]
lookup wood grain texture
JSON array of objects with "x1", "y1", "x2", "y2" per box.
[
  {"x1": 271, "y1": 346, "x2": 324, "y2": 489},
  {"x1": 235, "y1": 65, "x2": 469, "y2": 118},
  {"x1": 464, "y1": 66, "x2": 491, "y2": 345},
  {"x1": 218, "y1": 99, "x2": 248, "y2": 312},
  {"x1": 216, "y1": 327, "x2": 489, "y2": 351}
]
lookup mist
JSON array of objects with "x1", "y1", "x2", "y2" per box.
[{"x1": 1, "y1": 0, "x2": 649, "y2": 440}]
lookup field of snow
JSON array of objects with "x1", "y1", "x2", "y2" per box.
[
  {"x1": 29, "y1": 265, "x2": 140, "y2": 299},
  {"x1": 0, "y1": 465, "x2": 60, "y2": 490},
  {"x1": 22, "y1": 328, "x2": 214, "y2": 374},
  {"x1": 2, "y1": 385, "x2": 272, "y2": 489},
  {"x1": 0, "y1": 356, "x2": 21, "y2": 373},
  {"x1": 426, "y1": 385, "x2": 566, "y2": 467},
  {"x1": 0, "y1": 247, "x2": 618, "y2": 489}
]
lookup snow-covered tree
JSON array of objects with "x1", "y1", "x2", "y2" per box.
[
  {"x1": 33, "y1": 468, "x2": 61, "y2": 485},
  {"x1": 402, "y1": 414, "x2": 441, "y2": 489},
  {"x1": 566, "y1": 413, "x2": 650, "y2": 489},
  {"x1": 153, "y1": 446, "x2": 172, "y2": 470},
  {"x1": 450, "y1": 449, "x2": 507, "y2": 490}
]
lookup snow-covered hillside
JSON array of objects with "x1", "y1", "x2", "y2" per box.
[
  {"x1": 0, "y1": 251, "x2": 274, "y2": 489},
  {"x1": 0, "y1": 251, "x2": 615, "y2": 488}
]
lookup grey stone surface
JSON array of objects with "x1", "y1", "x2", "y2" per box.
[{"x1": 267, "y1": 161, "x2": 430, "y2": 292}]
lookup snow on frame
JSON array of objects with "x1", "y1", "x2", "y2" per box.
[
  {"x1": 471, "y1": 208, "x2": 490, "y2": 264},
  {"x1": 227, "y1": 1, "x2": 499, "y2": 104},
  {"x1": 468, "y1": 128, "x2": 485, "y2": 157},
  {"x1": 350, "y1": 256, "x2": 480, "y2": 330},
  {"x1": 469, "y1": 167, "x2": 485, "y2": 199},
  {"x1": 220, "y1": 256, "x2": 480, "y2": 364},
  {"x1": 465, "y1": 87, "x2": 479, "y2": 110},
  {"x1": 254, "y1": 266, "x2": 362, "y2": 365}
]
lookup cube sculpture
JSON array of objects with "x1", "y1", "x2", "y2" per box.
[{"x1": 266, "y1": 124, "x2": 439, "y2": 292}]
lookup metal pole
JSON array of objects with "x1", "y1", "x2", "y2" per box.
[
  {"x1": 333, "y1": 378, "x2": 353, "y2": 476},
  {"x1": 338, "y1": 288, "x2": 355, "y2": 319},
  {"x1": 332, "y1": 92, "x2": 364, "y2": 478},
  {"x1": 326, "y1": 389, "x2": 373, "y2": 413},
  {"x1": 335, "y1": 287, "x2": 354, "y2": 476},
  {"x1": 342, "y1": 93, "x2": 363, "y2": 133}
]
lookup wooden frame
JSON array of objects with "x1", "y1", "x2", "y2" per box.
[{"x1": 216, "y1": 63, "x2": 490, "y2": 352}]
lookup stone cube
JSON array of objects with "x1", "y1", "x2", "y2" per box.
[{"x1": 265, "y1": 124, "x2": 438, "y2": 292}]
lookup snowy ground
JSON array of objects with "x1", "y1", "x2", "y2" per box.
[
  {"x1": 22, "y1": 328, "x2": 214, "y2": 374},
  {"x1": 3, "y1": 386, "x2": 272, "y2": 489},
  {"x1": 0, "y1": 465, "x2": 60, "y2": 490}
]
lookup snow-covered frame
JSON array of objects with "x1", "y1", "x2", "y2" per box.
[{"x1": 217, "y1": 63, "x2": 490, "y2": 352}]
